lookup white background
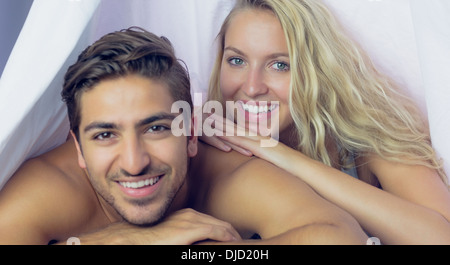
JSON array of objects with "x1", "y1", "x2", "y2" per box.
[{"x1": 1, "y1": 0, "x2": 449, "y2": 189}]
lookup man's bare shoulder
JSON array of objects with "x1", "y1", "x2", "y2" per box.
[
  {"x1": 197, "y1": 142, "x2": 291, "y2": 185},
  {"x1": 7, "y1": 139, "x2": 89, "y2": 196},
  {"x1": 193, "y1": 142, "x2": 254, "y2": 180},
  {"x1": 0, "y1": 140, "x2": 103, "y2": 244},
  {"x1": 199, "y1": 145, "x2": 358, "y2": 239}
]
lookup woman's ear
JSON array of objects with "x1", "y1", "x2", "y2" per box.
[{"x1": 70, "y1": 131, "x2": 87, "y2": 169}]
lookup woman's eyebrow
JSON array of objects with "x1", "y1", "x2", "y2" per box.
[
  {"x1": 224, "y1": 46, "x2": 289, "y2": 60},
  {"x1": 266, "y1": 53, "x2": 289, "y2": 61},
  {"x1": 224, "y1": 46, "x2": 246, "y2": 56}
]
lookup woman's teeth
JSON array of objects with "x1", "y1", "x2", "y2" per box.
[{"x1": 242, "y1": 103, "x2": 277, "y2": 114}]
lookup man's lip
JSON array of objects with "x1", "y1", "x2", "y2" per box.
[
  {"x1": 114, "y1": 174, "x2": 164, "y2": 183},
  {"x1": 116, "y1": 174, "x2": 164, "y2": 198}
]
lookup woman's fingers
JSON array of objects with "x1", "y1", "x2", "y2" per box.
[
  {"x1": 199, "y1": 133, "x2": 232, "y2": 152},
  {"x1": 215, "y1": 135, "x2": 254, "y2": 156},
  {"x1": 201, "y1": 113, "x2": 275, "y2": 156}
]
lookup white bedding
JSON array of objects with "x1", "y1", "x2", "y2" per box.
[{"x1": 1, "y1": 0, "x2": 449, "y2": 189}]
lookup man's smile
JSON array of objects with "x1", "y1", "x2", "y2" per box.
[{"x1": 116, "y1": 174, "x2": 164, "y2": 198}]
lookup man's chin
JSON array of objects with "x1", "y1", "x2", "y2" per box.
[
  {"x1": 118, "y1": 201, "x2": 170, "y2": 227},
  {"x1": 118, "y1": 208, "x2": 160, "y2": 226},
  {"x1": 126, "y1": 217, "x2": 160, "y2": 227}
]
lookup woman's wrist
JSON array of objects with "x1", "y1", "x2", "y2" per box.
[{"x1": 263, "y1": 141, "x2": 296, "y2": 169}]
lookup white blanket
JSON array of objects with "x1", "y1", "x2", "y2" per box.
[{"x1": 1, "y1": 0, "x2": 449, "y2": 189}]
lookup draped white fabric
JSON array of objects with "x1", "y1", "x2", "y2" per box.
[{"x1": 0, "y1": 0, "x2": 449, "y2": 190}]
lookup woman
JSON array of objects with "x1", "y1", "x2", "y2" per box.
[{"x1": 204, "y1": 0, "x2": 450, "y2": 244}]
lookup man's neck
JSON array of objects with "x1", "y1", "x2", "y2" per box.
[
  {"x1": 183, "y1": 142, "x2": 209, "y2": 210},
  {"x1": 96, "y1": 192, "x2": 123, "y2": 224}
]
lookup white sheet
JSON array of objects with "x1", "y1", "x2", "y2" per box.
[
  {"x1": 410, "y1": 0, "x2": 450, "y2": 180},
  {"x1": 1, "y1": 0, "x2": 449, "y2": 190},
  {"x1": 0, "y1": 0, "x2": 100, "y2": 189}
]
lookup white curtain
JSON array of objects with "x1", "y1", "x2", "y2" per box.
[{"x1": 1, "y1": 0, "x2": 449, "y2": 190}]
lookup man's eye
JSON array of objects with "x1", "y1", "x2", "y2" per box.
[
  {"x1": 94, "y1": 132, "x2": 114, "y2": 140},
  {"x1": 147, "y1": 125, "x2": 169, "y2": 133}
]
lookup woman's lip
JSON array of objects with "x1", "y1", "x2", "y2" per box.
[
  {"x1": 237, "y1": 100, "x2": 279, "y2": 114},
  {"x1": 237, "y1": 100, "x2": 277, "y2": 106},
  {"x1": 236, "y1": 100, "x2": 279, "y2": 124}
]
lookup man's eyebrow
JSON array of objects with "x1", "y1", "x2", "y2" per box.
[
  {"x1": 84, "y1": 122, "x2": 118, "y2": 133},
  {"x1": 83, "y1": 113, "x2": 177, "y2": 133},
  {"x1": 137, "y1": 112, "x2": 177, "y2": 127}
]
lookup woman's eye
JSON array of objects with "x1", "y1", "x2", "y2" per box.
[
  {"x1": 271, "y1": 62, "x2": 290, "y2": 72},
  {"x1": 228, "y1": 57, "x2": 245, "y2": 66}
]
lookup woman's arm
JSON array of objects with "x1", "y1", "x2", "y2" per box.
[
  {"x1": 258, "y1": 141, "x2": 450, "y2": 244},
  {"x1": 203, "y1": 114, "x2": 450, "y2": 244}
]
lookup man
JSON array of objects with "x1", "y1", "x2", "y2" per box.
[{"x1": 0, "y1": 28, "x2": 367, "y2": 244}]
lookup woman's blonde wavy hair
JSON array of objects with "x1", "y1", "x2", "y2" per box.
[{"x1": 208, "y1": 0, "x2": 448, "y2": 185}]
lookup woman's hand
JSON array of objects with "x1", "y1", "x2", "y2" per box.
[{"x1": 199, "y1": 113, "x2": 285, "y2": 162}]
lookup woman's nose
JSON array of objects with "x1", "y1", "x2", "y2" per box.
[{"x1": 241, "y1": 67, "x2": 269, "y2": 98}]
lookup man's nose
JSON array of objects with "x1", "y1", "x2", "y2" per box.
[{"x1": 119, "y1": 135, "x2": 150, "y2": 176}]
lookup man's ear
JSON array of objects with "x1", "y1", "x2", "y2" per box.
[
  {"x1": 187, "y1": 115, "x2": 198, "y2": 158},
  {"x1": 70, "y1": 131, "x2": 87, "y2": 169}
]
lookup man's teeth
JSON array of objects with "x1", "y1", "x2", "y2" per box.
[
  {"x1": 119, "y1": 176, "x2": 160, "y2": 189},
  {"x1": 242, "y1": 103, "x2": 277, "y2": 114}
]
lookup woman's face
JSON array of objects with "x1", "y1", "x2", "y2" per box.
[{"x1": 220, "y1": 9, "x2": 293, "y2": 136}]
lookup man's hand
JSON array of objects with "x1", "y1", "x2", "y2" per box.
[{"x1": 68, "y1": 208, "x2": 241, "y2": 245}]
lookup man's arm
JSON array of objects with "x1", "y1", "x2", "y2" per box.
[
  {"x1": 204, "y1": 157, "x2": 368, "y2": 244},
  {"x1": 64, "y1": 208, "x2": 241, "y2": 245}
]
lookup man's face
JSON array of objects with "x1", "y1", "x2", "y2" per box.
[{"x1": 74, "y1": 74, "x2": 197, "y2": 225}]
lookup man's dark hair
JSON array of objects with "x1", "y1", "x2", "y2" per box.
[{"x1": 61, "y1": 27, "x2": 192, "y2": 139}]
